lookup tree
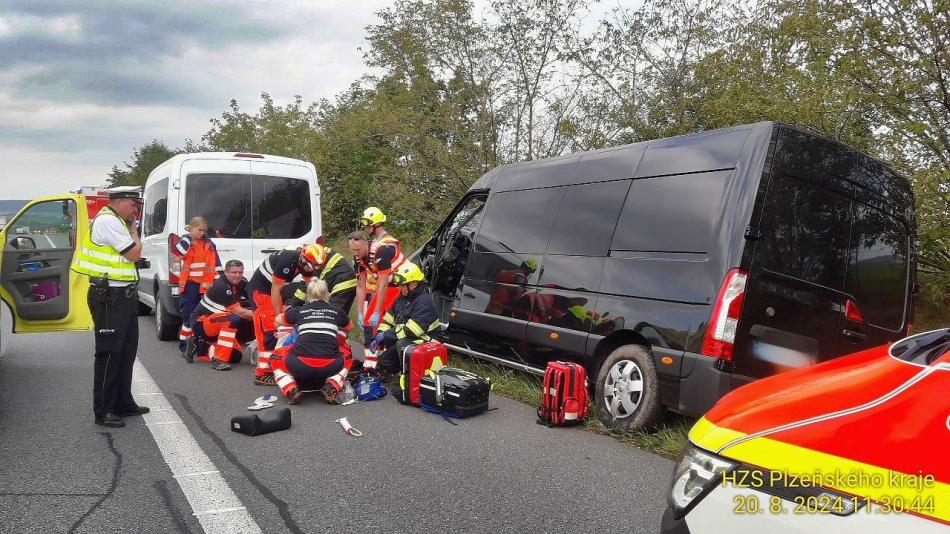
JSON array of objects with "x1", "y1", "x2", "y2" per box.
[{"x1": 107, "y1": 140, "x2": 180, "y2": 187}]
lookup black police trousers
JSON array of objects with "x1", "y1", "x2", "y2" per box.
[{"x1": 88, "y1": 285, "x2": 140, "y2": 419}]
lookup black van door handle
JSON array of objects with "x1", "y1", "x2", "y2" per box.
[
  {"x1": 842, "y1": 329, "x2": 867, "y2": 341},
  {"x1": 261, "y1": 248, "x2": 281, "y2": 254}
]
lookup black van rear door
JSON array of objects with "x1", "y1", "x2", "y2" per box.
[
  {"x1": 734, "y1": 173, "x2": 852, "y2": 383},
  {"x1": 836, "y1": 201, "x2": 911, "y2": 353}
]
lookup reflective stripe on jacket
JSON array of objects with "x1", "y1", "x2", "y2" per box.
[{"x1": 71, "y1": 206, "x2": 139, "y2": 282}]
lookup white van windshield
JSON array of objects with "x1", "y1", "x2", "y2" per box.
[{"x1": 185, "y1": 173, "x2": 311, "y2": 239}]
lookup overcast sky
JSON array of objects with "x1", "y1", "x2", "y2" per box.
[{"x1": 0, "y1": 1, "x2": 395, "y2": 199}]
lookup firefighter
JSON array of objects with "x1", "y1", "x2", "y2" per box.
[
  {"x1": 245, "y1": 244, "x2": 323, "y2": 385},
  {"x1": 282, "y1": 246, "x2": 356, "y2": 310},
  {"x1": 272, "y1": 280, "x2": 354, "y2": 404},
  {"x1": 370, "y1": 261, "x2": 442, "y2": 377},
  {"x1": 348, "y1": 230, "x2": 377, "y2": 361},
  {"x1": 71, "y1": 187, "x2": 149, "y2": 428},
  {"x1": 357, "y1": 207, "x2": 407, "y2": 370},
  {"x1": 187, "y1": 259, "x2": 254, "y2": 370},
  {"x1": 173, "y1": 217, "x2": 219, "y2": 353}
]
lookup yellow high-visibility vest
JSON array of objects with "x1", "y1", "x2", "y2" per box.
[{"x1": 71, "y1": 206, "x2": 139, "y2": 282}]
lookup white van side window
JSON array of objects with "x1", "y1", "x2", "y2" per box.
[{"x1": 143, "y1": 178, "x2": 169, "y2": 237}]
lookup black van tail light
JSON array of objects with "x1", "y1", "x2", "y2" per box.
[
  {"x1": 845, "y1": 299, "x2": 864, "y2": 323},
  {"x1": 701, "y1": 268, "x2": 749, "y2": 361},
  {"x1": 316, "y1": 235, "x2": 324, "y2": 245},
  {"x1": 168, "y1": 233, "x2": 182, "y2": 291}
]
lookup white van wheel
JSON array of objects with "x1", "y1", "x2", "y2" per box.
[{"x1": 155, "y1": 293, "x2": 180, "y2": 341}]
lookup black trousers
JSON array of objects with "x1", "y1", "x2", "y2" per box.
[
  {"x1": 377, "y1": 338, "x2": 416, "y2": 372},
  {"x1": 89, "y1": 285, "x2": 139, "y2": 418}
]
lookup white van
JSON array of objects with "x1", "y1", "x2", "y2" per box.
[{"x1": 136, "y1": 152, "x2": 322, "y2": 340}]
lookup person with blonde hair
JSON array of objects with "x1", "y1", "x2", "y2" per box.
[
  {"x1": 272, "y1": 279, "x2": 354, "y2": 404},
  {"x1": 176, "y1": 216, "x2": 220, "y2": 359}
]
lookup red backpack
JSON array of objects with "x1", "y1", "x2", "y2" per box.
[{"x1": 537, "y1": 361, "x2": 589, "y2": 426}]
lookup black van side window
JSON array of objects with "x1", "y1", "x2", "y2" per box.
[
  {"x1": 476, "y1": 188, "x2": 563, "y2": 254},
  {"x1": 186, "y1": 173, "x2": 252, "y2": 238},
  {"x1": 143, "y1": 178, "x2": 168, "y2": 237},
  {"x1": 611, "y1": 170, "x2": 732, "y2": 253},
  {"x1": 756, "y1": 174, "x2": 851, "y2": 289},
  {"x1": 845, "y1": 203, "x2": 908, "y2": 330},
  {"x1": 252, "y1": 175, "x2": 311, "y2": 239},
  {"x1": 546, "y1": 180, "x2": 630, "y2": 256}
]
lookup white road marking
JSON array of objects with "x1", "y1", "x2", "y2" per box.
[{"x1": 133, "y1": 361, "x2": 261, "y2": 534}]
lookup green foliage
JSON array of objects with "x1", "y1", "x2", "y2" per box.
[
  {"x1": 110, "y1": 0, "x2": 950, "y2": 313},
  {"x1": 107, "y1": 140, "x2": 180, "y2": 187}
]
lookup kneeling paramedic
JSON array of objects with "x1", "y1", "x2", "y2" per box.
[
  {"x1": 188, "y1": 259, "x2": 254, "y2": 370},
  {"x1": 71, "y1": 187, "x2": 149, "y2": 428},
  {"x1": 246, "y1": 244, "x2": 323, "y2": 385},
  {"x1": 273, "y1": 280, "x2": 354, "y2": 404},
  {"x1": 370, "y1": 261, "x2": 442, "y2": 375}
]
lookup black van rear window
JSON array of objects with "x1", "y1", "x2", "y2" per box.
[{"x1": 845, "y1": 203, "x2": 909, "y2": 330}]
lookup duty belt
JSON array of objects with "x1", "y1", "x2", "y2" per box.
[{"x1": 90, "y1": 277, "x2": 138, "y2": 298}]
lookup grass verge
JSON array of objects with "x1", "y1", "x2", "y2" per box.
[{"x1": 450, "y1": 353, "x2": 693, "y2": 459}]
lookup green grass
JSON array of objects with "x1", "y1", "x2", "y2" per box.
[{"x1": 450, "y1": 352, "x2": 693, "y2": 459}]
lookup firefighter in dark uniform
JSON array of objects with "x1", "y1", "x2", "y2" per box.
[
  {"x1": 370, "y1": 261, "x2": 443, "y2": 376},
  {"x1": 187, "y1": 259, "x2": 254, "y2": 370},
  {"x1": 71, "y1": 187, "x2": 149, "y2": 428},
  {"x1": 246, "y1": 244, "x2": 322, "y2": 385}
]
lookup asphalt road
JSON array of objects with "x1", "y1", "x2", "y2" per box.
[{"x1": 0, "y1": 313, "x2": 672, "y2": 533}]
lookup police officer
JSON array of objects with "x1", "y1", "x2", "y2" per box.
[{"x1": 71, "y1": 187, "x2": 149, "y2": 428}]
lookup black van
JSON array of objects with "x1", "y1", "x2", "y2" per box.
[{"x1": 415, "y1": 122, "x2": 916, "y2": 430}]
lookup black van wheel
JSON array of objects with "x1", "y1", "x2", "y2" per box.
[
  {"x1": 155, "y1": 293, "x2": 180, "y2": 341},
  {"x1": 595, "y1": 345, "x2": 664, "y2": 431}
]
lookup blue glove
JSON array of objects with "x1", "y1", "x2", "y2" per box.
[
  {"x1": 370, "y1": 339, "x2": 379, "y2": 352},
  {"x1": 369, "y1": 311, "x2": 380, "y2": 327}
]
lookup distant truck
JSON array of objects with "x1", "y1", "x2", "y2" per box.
[{"x1": 72, "y1": 185, "x2": 111, "y2": 219}]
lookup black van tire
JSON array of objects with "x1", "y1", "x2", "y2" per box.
[
  {"x1": 594, "y1": 345, "x2": 664, "y2": 431},
  {"x1": 155, "y1": 293, "x2": 180, "y2": 341}
]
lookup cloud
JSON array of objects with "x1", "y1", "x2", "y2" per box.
[{"x1": 0, "y1": 1, "x2": 392, "y2": 197}]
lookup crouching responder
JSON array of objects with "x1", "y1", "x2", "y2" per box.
[
  {"x1": 246, "y1": 244, "x2": 323, "y2": 385},
  {"x1": 187, "y1": 259, "x2": 254, "y2": 370},
  {"x1": 357, "y1": 207, "x2": 406, "y2": 371},
  {"x1": 272, "y1": 280, "x2": 354, "y2": 404},
  {"x1": 281, "y1": 242, "x2": 357, "y2": 320},
  {"x1": 370, "y1": 261, "x2": 442, "y2": 378}
]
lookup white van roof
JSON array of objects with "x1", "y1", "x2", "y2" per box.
[{"x1": 162, "y1": 152, "x2": 314, "y2": 167}]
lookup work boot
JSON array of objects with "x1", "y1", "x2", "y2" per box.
[
  {"x1": 184, "y1": 336, "x2": 198, "y2": 363},
  {"x1": 254, "y1": 374, "x2": 276, "y2": 386},
  {"x1": 210, "y1": 357, "x2": 231, "y2": 371},
  {"x1": 321, "y1": 382, "x2": 341, "y2": 404},
  {"x1": 95, "y1": 412, "x2": 125, "y2": 428},
  {"x1": 286, "y1": 387, "x2": 303, "y2": 405}
]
